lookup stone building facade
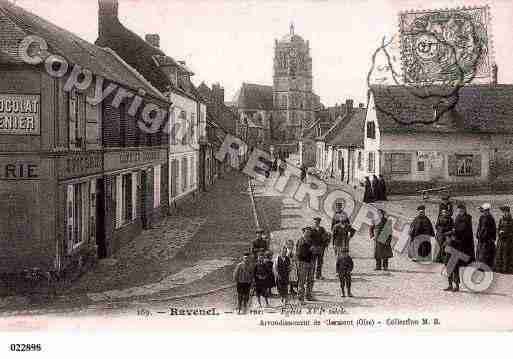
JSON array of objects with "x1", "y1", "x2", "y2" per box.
[{"x1": 0, "y1": 0, "x2": 169, "y2": 277}]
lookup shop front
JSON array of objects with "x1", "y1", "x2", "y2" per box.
[{"x1": 103, "y1": 147, "x2": 168, "y2": 255}]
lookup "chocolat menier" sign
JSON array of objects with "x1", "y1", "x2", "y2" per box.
[{"x1": 0, "y1": 94, "x2": 40, "y2": 135}]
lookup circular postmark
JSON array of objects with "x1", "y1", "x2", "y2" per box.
[{"x1": 367, "y1": 7, "x2": 491, "y2": 126}]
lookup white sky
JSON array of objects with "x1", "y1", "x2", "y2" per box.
[{"x1": 16, "y1": 0, "x2": 513, "y2": 106}]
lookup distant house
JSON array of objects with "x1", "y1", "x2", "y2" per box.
[
  {"x1": 314, "y1": 105, "x2": 366, "y2": 184},
  {"x1": 197, "y1": 82, "x2": 239, "y2": 189},
  {"x1": 365, "y1": 84, "x2": 513, "y2": 194},
  {"x1": 232, "y1": 82, "x2": 273, "y2": 150},
  {"x1": 301, "y1": 99, "x2": 358, "y2": 167}
]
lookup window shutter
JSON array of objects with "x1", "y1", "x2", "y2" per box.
[
  {"x1": 473, "y1": 154, "x2": 482, "y2": 177},
  {"x1": 67, "y1": 185, "x2": 74, "y2": 254},
  {"x1": 132, "y1": 172, "x2": 138, "y2": 220},
  {"x1": 381, "y1": 153, "x2": 392, "y2": 175},
  {"x1": 90, "y1": 181, "x2": 96, "y2": 244},
  {"x1": 405, "y1": 153, "x2": 412, "y2": 173},
  {"x1": 116, "y1": 175, "x2": 122, "y2": 228},
  {"x1": 448, "y1": 155, "x2": 458, "y2": 176}
]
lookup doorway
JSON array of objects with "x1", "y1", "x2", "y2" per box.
[
  {"x1": 95, "y1": 178, "x2": 107, "y2": 259},
  {"x1": 140, "y1": 170, "x2": 149, "y2": 229}
]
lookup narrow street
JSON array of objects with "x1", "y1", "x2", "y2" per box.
[
  {"x1": 0, "y1": 172, "x2": 257, "y2": 315},
  {"x1": 3, "y1": 171, "x2": 513, "y2": 330}
]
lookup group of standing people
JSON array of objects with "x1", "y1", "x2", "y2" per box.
[
  {"x1": 408, "y1": 195, "x2": 513, "y2": 292},
  {"x1": 233, "y1": 202, "x2": 364, "y2": 313},
  {"x1": 271, "y1": 156, "x2": 288, "y2": 177},
  {"x1": 363, "y1": 174, "x2": 387, "y2": 204}
]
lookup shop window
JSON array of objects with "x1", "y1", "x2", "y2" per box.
[
  {"x1": 367, "y1": 151, "x2": 375, "y2": 173},
  {"x1": 366, "y1": 122, "x2": 376, "y2": 139},
  {"x1": 154, "y1": 165, "x2": 161, "y2": 208},
  {"x1": 182, "y1": 157, "x2": 188, "y2": 192},
  {"x1": 122, "y1": 173, "x2": 132, "y2": 224},
  {"x1": 67, "y1": 182, "x2": 89, "y2": 252},
  {"x1": 389, "y1": 153, "x2": 411, "y2": 174},
  {"x1": 170, "y1": 159, "x2": 179, "y2": 198},
  {"x1": 190, "y1": 156, "x2": 195, "y2": 189},
  {"x1": 456, "y1": 155, "x2": 473, "y2": 177},
  {"x1": 115, "y1": 173, "x2": 137, "y2": 228}
]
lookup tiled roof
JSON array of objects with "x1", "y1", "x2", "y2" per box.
[
  {"x1": 318, "y1": 111, "x2": 352, "y2": 142},
  {"x1": 197, "y1": 83, "x2": 237, "y2": 134},
  {"x1": 234, "y1": 83, "x2": 273, "y2": 110},
  {"x1": 328, "y1": 108, "x2": 366, "y2": 148},
  {"x1": 0, "y1": 1, "x2": 166, "y2": 101},
  {"x1": 370, "y1": 85, "x2": 513, "y2": 134},
  {"x1": 95, "y1": 7, "x2": 199, "y2": 101}
]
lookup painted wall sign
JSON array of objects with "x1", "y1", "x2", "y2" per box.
[
  {"x1": 0, "y1": 94, "x2": 40, "y2": 135},
  {"x1": 58, "y1": 152, "x2": 103, "y2": 180},
  {"x1": 0, "y1": 158, "x2": 40, "y2": 180},
  {"x1": 104, "y1": 149, "x2": 166, "y2": 173}
]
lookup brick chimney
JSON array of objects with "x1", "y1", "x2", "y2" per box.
[
  {"x1": 212, "y1": 83, "x2": 225, "y2": 104},
  {"x1": 145, "y1": 34, "x2": 160, "y2": 49},
  {"x1": 98, "y1": 0, "x2": 118, "y2": 38},
  {"x1": 345, "y1": 99, "x2": 354, "y2": 112},
  {"x1": 492, "y1": 64, "x2": 498, "y2": 85}
]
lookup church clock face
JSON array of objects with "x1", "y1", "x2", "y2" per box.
[{"x1": 289, "y1": 47, "x2": 296, "y2": 58}]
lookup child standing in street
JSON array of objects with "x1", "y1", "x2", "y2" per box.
[
  {"x1": 273, "y1": 246, "x2": 291, "y2": 306},
  {"x1": 254, "y1": 252, "x2": 270, "y2": 307},
  {"x1": 336, "y1": 249, "x2": 354, "y2": 297},
  {"x1": 285, "y1": 239, "x2": 298, "y2": 296}
]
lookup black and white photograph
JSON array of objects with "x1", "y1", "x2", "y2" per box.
[{"x1": 1, "y1": 0, "x2": 513, "y2": 354}]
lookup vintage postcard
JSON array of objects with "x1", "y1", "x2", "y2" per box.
[{"x1": 1, "y1": 0, "x2": 513, "y2": 348}]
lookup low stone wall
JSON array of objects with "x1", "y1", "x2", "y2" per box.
[{"x1": 387, "y1": 180, "x2": 513, "y2": 196}]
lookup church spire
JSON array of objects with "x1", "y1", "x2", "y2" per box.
[{"x1": 290, "y1": 21, "x2": 295, "y2": 36}]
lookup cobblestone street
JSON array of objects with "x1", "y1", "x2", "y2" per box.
[
  {"x1": 3, "y1": 171, "x2": 513, "y2": 330},
  {"x1": 123, "y1": 173, "x2": 513, "y2": 328},
  {"x1": 0, "y1": 172, "x2": 256, "y2": 314}
]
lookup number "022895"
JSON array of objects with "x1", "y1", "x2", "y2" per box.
[{"x1": 10, "y1": 344, "x2": 42, "y2": 352}]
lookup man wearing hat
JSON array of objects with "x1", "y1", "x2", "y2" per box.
[
  {"x1": 446, "y1": 203, "x2": 475, "y2": 291},
  {"x1": 332, "y1": 202, "x2": 349, "y2": 230},
  {"x1": 408, "y1": 205, "x2": 435, "y2": 260},
  {"x1": 233, "y1": 252, "x2": 254, "y2": 314},
  {"x1": 496, "y1": 206, "x2": 513, "y2": 274},
  {"x1": 310, "y1": 217, "x2": 330, "y2": 280},
  {"x1": 439, "y1": 195, "x2": 453, "y2": 219},
  {"x1": 476, "y1": 203, "x2": 497, "y2": 270},
  {"x1": 296, "y1": 227, "x2": 315, "y2": 303},
  {"x1": 252, "y1": 229, "x2": 269, "y2": 257}
]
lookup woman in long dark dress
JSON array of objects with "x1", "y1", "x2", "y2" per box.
[
  {"x1": 496, "y1": 206, "x2": 513, "y2": 274},
  {"x1": 370, "y1": 209, "x2": 393, "y2": 270},
  {"x1": 435, "y1": 209, "x2": 454, "y2": 263},
  {"x1": 372, "y1": 175, "x2": 381, "y2": 201},
  {"x1": 363, "y1": 176, "x2": 373, "y2": 203}
]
